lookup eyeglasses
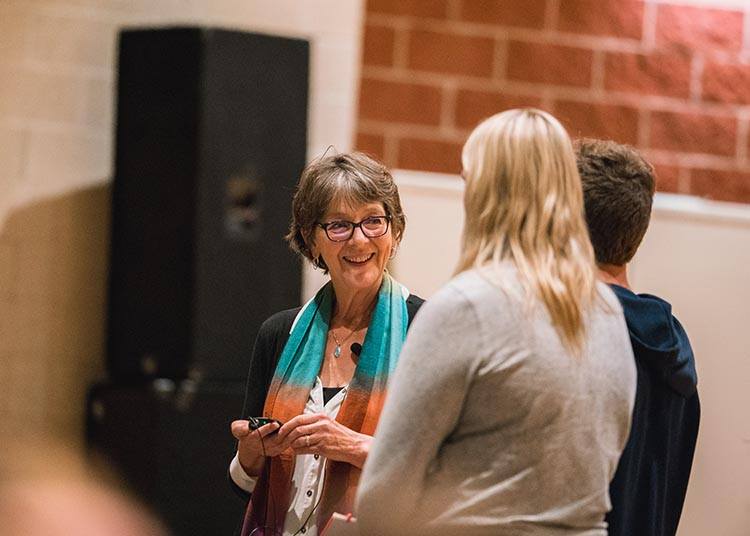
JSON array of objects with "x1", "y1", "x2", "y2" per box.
[{"x1": 317, "y1": 215, "x2": 390, "y2": 242}]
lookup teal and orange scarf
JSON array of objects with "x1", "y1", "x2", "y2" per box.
[{"x1": 242, "y1": 274, "x2": 408, "y2": 535}]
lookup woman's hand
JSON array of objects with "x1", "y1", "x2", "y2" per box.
[
  {"x1": 277, "y1": 414, "x2": 373, "y2": 469},
  {"x1": 230, "y1": 420, "x2": 286, "y2": 476}
]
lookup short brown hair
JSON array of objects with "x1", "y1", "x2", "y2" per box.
[
  {"x1": 575, "y1": 139, "x2": 655, "y2": 266},
  {"x1": 285, "y1": 151, "x2": 405, "y2": 271}
]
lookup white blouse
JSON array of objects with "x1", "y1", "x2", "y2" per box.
[{"x1": 230, "y1": 377, "x2": 347, "y2": 536}]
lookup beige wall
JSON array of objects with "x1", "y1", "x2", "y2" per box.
[
  {"x1": 631, "y1": 195, "x2": 750, "y2": 536},
  {"x1": 0, "y1": 0, "x2": 365, "y2": 445},
  {"x1": 392, "y1": 170, "x2": 750, "y2": 535}
]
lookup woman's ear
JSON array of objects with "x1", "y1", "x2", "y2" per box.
[
  {"x1": 305, "y1": 233, "x2": 326, "y2": 270},
  {"x1": 302, "y1": 230, "x2": 317, "y2": 258}
]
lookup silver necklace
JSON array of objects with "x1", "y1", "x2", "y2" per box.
[{"x1": 330, "y1": 328, "x2": 358, "y2": 358}]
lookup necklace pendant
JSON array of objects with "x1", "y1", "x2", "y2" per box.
[{"x1": 333, "y1": 345, "x2": 341, "y2": 358}]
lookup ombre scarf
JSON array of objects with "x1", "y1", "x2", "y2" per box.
[{"x1": 241, "y1": 274, "x2": 409, "y2": 535}]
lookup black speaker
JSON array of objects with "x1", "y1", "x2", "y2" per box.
[
  {"x1": 87, "y1": 381, "x2": 247, "y2": 536},
  {"x1": 108, "y1": 27, "x2": 307, "y2": 382}
]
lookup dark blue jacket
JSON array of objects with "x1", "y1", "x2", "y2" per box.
[{"x1": 606, "y1": 284, "x2": 700, "y2": 536}]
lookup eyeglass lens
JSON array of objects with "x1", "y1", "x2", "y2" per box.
[{"x1": 325, "y1": 217, "x2": 388, "y2": 241}]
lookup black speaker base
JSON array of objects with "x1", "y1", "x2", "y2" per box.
[{"x1": 87, "y1": 380, "x2": 246, "y2": 536}]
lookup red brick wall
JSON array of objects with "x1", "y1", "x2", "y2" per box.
[{"x1": 355, "y1": 0, "x2": 750, "y2": 204}]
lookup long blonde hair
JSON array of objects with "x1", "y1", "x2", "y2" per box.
[{"x1": 456, "y1": 108, "x2": 598, "y2": 351}]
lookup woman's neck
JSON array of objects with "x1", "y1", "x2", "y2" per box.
[{"x1": 331, "y1": 281, "x2": 381, "y2": 327}]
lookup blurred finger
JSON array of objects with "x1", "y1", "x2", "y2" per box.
[
  {"x1": 231, "y1": 420, "x2": 251, "y2": 439},
  {"x1": 278, "y1": 413, "x2": 326, "y2": 437}
]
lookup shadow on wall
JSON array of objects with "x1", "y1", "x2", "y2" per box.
[{"x1": 0, "y1": 184, "x2": 111, "y2": 446}]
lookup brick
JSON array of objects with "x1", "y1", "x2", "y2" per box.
[
  {"x1": 11, "y1": 194, "x2": 108, "y2": 308},
  {"x1": 397, "y1": 138, "x2": 463, "y2": 174},
  {"x1": 554, "y1": 101, "x2": 639, "y2": 145},
  {"x1": 356, "y1": 131, "x2": 386, "y2": 160},
  {"x1": 0, "y1": 295, "x2": 20, "y2": 355},
  {"x1": 459, "y1": 0, "x2": 546, "y2": 29},
  {"x1": 28, "y1": 14, "x2": 115, "y2": 68},
  {"x1": 0, "y1": 127, "x2": 26, "y2": 181},
  {"x1": 653, "y1": 164, "x2": 681, "y2": 193},
  {"x1": 0, "y1": 11, "x2": 29, "y2": 64},
  {"x1": 359, "y1": 78, "x2": 443, "y2": 125},
  {"x1": 313, "y1": 37, "x2": 359, "y2": 98},
  {"x1": 408, "y1": 30, "x2": 495, "y2": 77},
  {"x1": 26, "y1": 130, "x2": 111, "y2": 184},
  {"x1": 656, "y1": 5, "x2": 743, "y2": 53},
  {"x1": 558, "y1": 0, "x2": 643, "y2": 39},
  {"x1": 690, "y1": 168, "x2": 750, "y2": 204},
  {"x1": 47, "y1": 240, "x2": 108, "y2": 306},
  {"x1": 455, "y1": 89, "x2": 543, "y2": 129},
  {"x1": 2, "y1": 194, "x2": 55, "y2": 243},
  {"x1": 16, "y1": 238, "x2": 56, "y2": 301},
  {"x1": 0, "y1": 69, "x2": 86, "y2": 124},
  {"x1": 702, "y1": 60, "x2": 750, "y2": 105},
  {"x1": 82, "y1": 77, "x2": 115, "y2": 128},
  {"x1": 28, "y1": 0, "x2": 149, "y2": 8},
  {"x1": 0, "y1": 239, "x2": 18, "y2": 300},
  {"x1": 367, "y1": 0, "x2": 448, "y2": 18},
  {"x1": 362, "y1": 24, "x2": 396, "y2": 67},
  {"x1": 604, "y1": 50, "x2": 691, "y2": 99},
  {"x1": 309, "y1": 106, "x2": 351, "y2": 161},
  {"x1": 12, "y1": 298, "x2": 52, "y2": 366},
  {"x1": 507, "y1": 41, "x2": 593, "y2": 87},
  {"x1": 649, "y1": 111, "x2": 736, "y2": 157}
]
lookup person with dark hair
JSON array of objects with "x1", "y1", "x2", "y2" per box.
[
  {"x1": 576, "y1": 138, "x2": 700, "y2": 536},
  {"x1": 228, "y1": 151, "x2": 424, "y2": 536}
]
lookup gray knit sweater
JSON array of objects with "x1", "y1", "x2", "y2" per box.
[{"x1": 357, "y1": 267, "x2": 636, "y2": 535}]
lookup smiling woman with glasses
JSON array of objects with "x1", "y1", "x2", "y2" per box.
[{"x1": 228, "y1": 151, "x2": 424, "y2": 536}]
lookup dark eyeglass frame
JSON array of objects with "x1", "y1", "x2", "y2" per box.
[{"x1": 317, "y1": 215, "x2": 391, "y2": 242}]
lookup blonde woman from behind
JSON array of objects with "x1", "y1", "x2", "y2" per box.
[{"x1": 356, "y1": 109, "x2": 636, "y2": 536}]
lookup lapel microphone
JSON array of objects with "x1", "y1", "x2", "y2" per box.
[{"x1": 350, "y1": 343, "x2": 362, "y2": 357}]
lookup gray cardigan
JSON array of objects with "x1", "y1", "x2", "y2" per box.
[{"x1": 357, "y1": 267, "x2": 636, "y2": 535}]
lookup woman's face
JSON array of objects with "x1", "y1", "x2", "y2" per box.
[{"x1": 311, "y1": 200, "x2": 394, "y2": 295}]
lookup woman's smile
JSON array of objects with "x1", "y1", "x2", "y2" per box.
[{"x1": 342, "y1": 252, "x2": 376, "y2": 265}]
